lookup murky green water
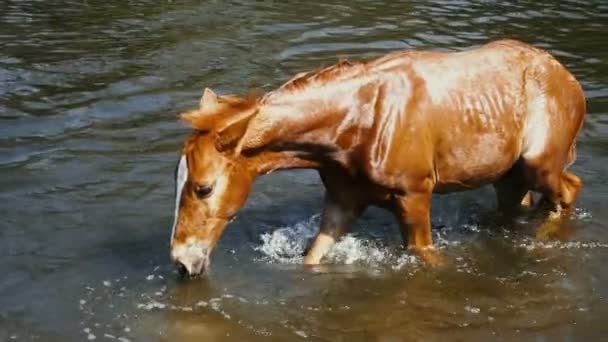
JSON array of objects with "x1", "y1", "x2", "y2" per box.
[{"x1": 1, "y1": 1, "x2": 607, "y2": 341}]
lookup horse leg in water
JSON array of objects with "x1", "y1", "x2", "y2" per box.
[
  {"x1": 522, "y1": 63, "x2": 584, "y2": 239},
  {"x1": 522, "y1": 106, "x2": 583, "y2": 239},
  {"x1": 303, "y1": 170, "x2": 367, "y2": 265},
  {"x1": 493, "y1": 161, "x2": 535, "y2": 217},
  {"x1": 391, "y1": 182, "x2": 445, "y2": 265},
  {"x1": 530, "y1": 167, "x2": 582, "y2": 240}
]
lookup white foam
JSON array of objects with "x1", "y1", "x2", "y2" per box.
[
  {"x1": 572, "y1": 207, "x2": 592, "y2": 220},
  {"x1": 434, "y1": 230, "x2": 462, "y2": 249},
  {"x1": 136, "y1": 301, "x2": 166, "y2": 311},
  {"x1": 325, "y1": 236, "x2": 391, "y2": 265},
  {"x1": 255, "y1": 215, "x2": 319, "y2": 264},
  {"x1": 393, "y1": 254, "x2": 419, "y2": 270},
  {"x1": 465, "y1": 305, "x2": 481, "y2": 314},
  {"x1": 255, "y1": 215, "x2": 420, "y2": 269},
  {"x1": 519, "y1": 240, "x2": 608, "y2": 251},
  {"x1": 255, "y1": 212, "x2": 605, "y2": 271},
  {"x1": 208, "y1": 297, "x2": 232, "y2": 319}
]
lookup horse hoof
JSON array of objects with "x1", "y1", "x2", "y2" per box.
[{"x1": 411, "y1": 247, "x2": 447, "y2": 267}]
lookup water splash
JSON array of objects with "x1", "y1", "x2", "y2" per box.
[
  {"x1": 255, "y1": 215, "x2": 419, "y2": 268},
  {"x1": 255, "y1": 209, "x2": 601, "y2": 271},
  {"x1": 255, "y1": 215, "x2": 320, "y2": 264},
  {"x1": 572, "y1": 207, "x2": 592, "y2": 220},
  {"x1": 519, "y1": 240, "x2": 608, "y2": 251},
  {"x1": 326, "y1": 235, "x2": 393, "y2": 265}
]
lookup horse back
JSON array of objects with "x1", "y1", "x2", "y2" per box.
[{"x1": 361, "y1": 40, "x2": 585, "y2": 192}]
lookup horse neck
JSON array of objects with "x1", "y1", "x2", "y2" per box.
[{"x1": 243, "y1": 80, "x2": 375, "y2": 174}]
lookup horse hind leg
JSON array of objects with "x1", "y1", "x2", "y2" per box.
[
  {"x1": 559, "y1": 171, "x2": 582, "y2": 210},
  {"x1": 520, "y1": 191, "x2": 534, "y2": 208},
  {"x1": 493, "y1": 162, "x2": 534, "y2": 218},
  {"x1": 525, "y1": 162, "x2": 583, "y2": 240},
  {"x1": 537, "y1": 171, "x2": 582, "y2": 213},
  {"x1": 520, "y1": 84, "x2": 584, "y2": 239}
]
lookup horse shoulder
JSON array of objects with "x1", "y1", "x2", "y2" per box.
[{"x1": 359, "y1": 70, "x2": 435, "y2": 192}]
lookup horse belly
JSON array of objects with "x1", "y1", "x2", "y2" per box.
[{"x1": 433, "y1": 130, "x2": 522, "y2": 193}]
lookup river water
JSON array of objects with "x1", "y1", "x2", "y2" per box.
[{"x1": 1, "y1": 1, "x2": 607, "y2": 341}]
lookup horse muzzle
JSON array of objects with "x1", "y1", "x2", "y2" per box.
[{"x1": 171, "y1": 239, "x2": 211, "y2": 278}]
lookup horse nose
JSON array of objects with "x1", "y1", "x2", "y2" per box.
[
  {"x1": 171, "y1": 240, "x2": 209, "y2": 277},
  {"x1": 175, "y1": 258, "x2": 205, "y2": 277},
  {"x1": 176, "y1": 261, "x2": 189, "y2": 276}
]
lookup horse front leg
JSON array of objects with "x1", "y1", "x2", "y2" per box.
[
  {"x1": 392, "y1": 188, "x2": 445, "y2": 266},
  {"x1": 303, "y1": 191, "x2": 365, "y2": 265}
]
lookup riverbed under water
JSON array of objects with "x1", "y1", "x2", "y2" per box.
[{"x1": 1, "y1": 0, "x2": 607, "y2": 341}]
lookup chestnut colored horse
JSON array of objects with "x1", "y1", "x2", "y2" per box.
[{"x1": 170, "y1": 39, "x2": 585, "y2": 277}]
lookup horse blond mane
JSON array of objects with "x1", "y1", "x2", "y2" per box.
[
  {"x1": 180, "y1": 92, "x2": 260, "y2": 132},
  {"x1": 181, "y1": 58, "x2": 365, "y2": 131},
  {"x1": 262, "y1": 58, "x2": 365, "y2": 102}
]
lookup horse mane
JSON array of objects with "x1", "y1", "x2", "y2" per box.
[
  {"x1": 182, "y1": 58, "x2": 365, "y2": 130},
  {"x1": 262, "y1": 58, "x2": 365, "y2": 102},
  {"x1": 180, "y1": 91, "x2": 261, "y2": 132}
]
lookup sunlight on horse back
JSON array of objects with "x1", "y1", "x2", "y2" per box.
[{"x1": 170, "y1": 39, "x2": 585, "y2": 277}]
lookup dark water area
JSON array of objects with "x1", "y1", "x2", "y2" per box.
[{"x1": 1, "y1": 0, "x2": 607, "y2": 341}]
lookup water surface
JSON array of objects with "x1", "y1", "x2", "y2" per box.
[{"x1": 1, "y1": 0, "x2": 607, "y2": 341}]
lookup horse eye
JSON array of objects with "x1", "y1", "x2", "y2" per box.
[{"x1": 194, "y1": 185, "x2": 213, "y2": 199}]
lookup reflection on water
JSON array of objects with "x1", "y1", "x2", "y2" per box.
[
  {"x1": 1, "y1": 0, "x2": 607, "y2": 341},
  {"x1": 75, "y1": 210, "x2": 605, "y2": 341}
]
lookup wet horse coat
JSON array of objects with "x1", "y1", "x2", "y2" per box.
[{"x1": 171, "y1": 39, "x2": 585, "y2": 276}]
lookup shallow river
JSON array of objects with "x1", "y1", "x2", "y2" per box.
[{"x1": 1, "y1": 0, "x2": 607, "y2": 341}]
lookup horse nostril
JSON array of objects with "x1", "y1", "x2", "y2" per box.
[
  {"x1": 175, "y1": 259, "x2": 206, "y2": 278},
  {"x1": 172, "y1": 241, "x2": 209, "y2": 278},
  {"x1": 176, "y1": 261, "x2": 189, "y2": 277}
]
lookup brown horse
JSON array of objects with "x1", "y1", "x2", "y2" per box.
[{"x1": 169, "y1": 39, "x2": 585, "y2": 277}]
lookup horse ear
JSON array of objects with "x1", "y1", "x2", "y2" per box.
[
  {"x1": 181, "y1": 89, "x2": 259, "y2": 150},
  {"x1": 214, "y1": 110, "x2": 256, "y2": 153},
  {"x1": 180, "y1": 88, "x2": 224, "y2": 131},
  {"x1": 200, "y1": 87, "x2": 218, "y2": 109},
  {"x1": 180, "y1": 109, "x2": 216, "y2": 131}
]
